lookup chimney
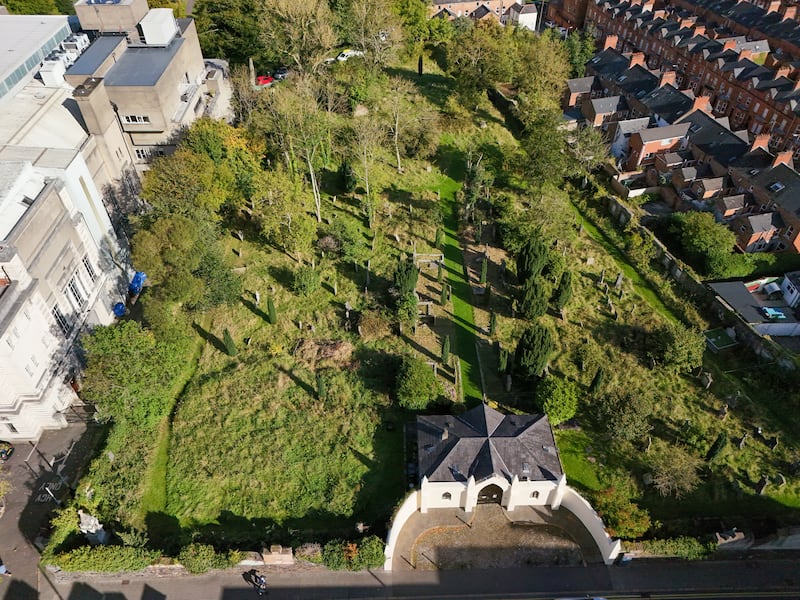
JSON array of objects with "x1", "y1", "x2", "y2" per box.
[
  {"x1": 772, "y1": 150, "x2": 794, "y2": 168},
  {"x1": 775, "y1": 65, "x2": 791, "y2": 78},
  {"x1": 751, "y1": 133, "x2": 772, "y2": 152},
  {"x1": 782, "y1": 5, "x2": 797, "y2": 20},
  {"x1": 660, "y1": 70, "x2": 677, "y2": 87},
  {"x1": 766, "y1": 0, "x2": 781, "y2": 14},
  {"x1": 739, "y1": 48, "x2": 753, "y2": 61},
  {"x1": 723, "y1": 39, "x2": 737, "y2": 52},
  {"x1": 603, "y1": 34, "x2": 619, "y2": 50},
  {"x1": 629, "y1": 52, "x2": 646, "y2": 68},
  {"x1": 693, "y1": 24, "x2": 706, "y2": 36},
  {"x1": 441, "y1": 423, "x2": 450, "y2": 441},
  {"x1": 692, "y1": 95, "x2": 712, "y2": 113}
]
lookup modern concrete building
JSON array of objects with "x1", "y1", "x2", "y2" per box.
[{"x1": 66, "y1": 0, "x2": 228, "y2": 171}]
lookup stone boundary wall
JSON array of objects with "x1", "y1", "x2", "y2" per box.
[{"x1": 383, "y1": 491, "x2": 420, "y2": 571}]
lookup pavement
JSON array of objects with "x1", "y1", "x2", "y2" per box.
[
  {"x1": 0, "y1": 419, "x2": 97, "y2": 600},
  {"x1": 33, "y1": 558, "x2": 800, "y2": 599}
]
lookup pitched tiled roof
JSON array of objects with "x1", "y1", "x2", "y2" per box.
[{"x1": 416, "y1": 404, "x2": 563, "y2": 484}]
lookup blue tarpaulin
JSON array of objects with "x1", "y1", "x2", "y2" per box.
[
  {"x1": 113, "y1": 302, "x2": 126, "y2": 317},
  {"x1": 129, "y1": 271, "x2": 147, "y2": 295}
]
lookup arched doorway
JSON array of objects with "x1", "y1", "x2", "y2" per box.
[{"x1": 477, "y1": 484, "x2": 503, "y2": 505}]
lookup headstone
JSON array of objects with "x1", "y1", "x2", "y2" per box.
[
  {"x1": 717, "y1": 403, "x2": 728, "y2": 419},
  {"x1": 78, "y1": 509, "x2": 110, "y2": 546},
  {"x1": 776, "y1": 473, "x2": 787, "y2": 487},
  {"x1": 614, "y1": 273, "x2": 624, "y2": 289},
  {"x1": 505, "y1": 374, "x2": 512, "y2": 392},
  {"x1": 738, "y1": 433, "x2": 748, "y2": 450},
  {"x1": 598, "y1": 269, "x2": 605, "y2": 286},
  {"x1": 768, "y1": 436, "x2": 779, "y2": 451},
  {"x1": 585, "y1": 256, "x2": 594, "y2": 266},
  {"x1": 254, "y1": 291, "x2": 260, "y2": 306},
  {"x1": 756, "y1": 475, "x2": 769, "y2": 495}
]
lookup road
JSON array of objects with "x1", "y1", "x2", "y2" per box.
[{"x1": 32, "y1": 558, "x2": 800, "y2": 600}]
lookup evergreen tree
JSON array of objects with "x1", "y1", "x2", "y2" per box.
[
  {"x1": 480, "y1": 257, "x2": 488, "y2": 284},
  {"x1": 267, "y1": 297, "x2": 277, "y2": 325},
  {"x1": 223, "y1": 328, "x2": 238, "y2": 356},
  {"x1": 441, "y1": 336, "x2": 451, "y2": 366},
  {"x1": 316, "y1": 371, "x2": 327, "y2": 400},
  {"x1": 553, "y1": 270, "x2": 573, "y2": 310},
  {"x1": 589, "y1": 366, "x2": 604, "y2": 395},
  {"x1": 434, "y1": 227, "x2": 444, "y2": 249},
  {"x1": 488, "y1": 310, "x2": 497, "y2": 336},
  {"x1": 515, "y1": 324, "x2": 554, "y2": 379},
  {"x1": 516, "y1": 235, "x2": 548, "y2": 281},
  {"x1": 520, "y1": 278, "x2": 547, "y2": 320},
  {"x1": 394, "y1": 256, "x2": 419, "y2": 297}
]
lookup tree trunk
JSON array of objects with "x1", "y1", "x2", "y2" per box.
[
  {"x1": 394, "y1": 115, "x2": 402, "y2": 173},
  {"x1": 307, "y1": 156, "x2": 322, "y2": 223}
]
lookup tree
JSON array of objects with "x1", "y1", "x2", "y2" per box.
[
  {"x1": 193, "y1": 0, "x2": 267, "y2": 66},
  {"x1": 267, "y1": 297, "x2": 277, "y2": 325},
  {"x1": 444, "y1": 19, "x2": 514, "y2": 104},
  {"x1": 553, "y1": 270, "x2": 573, "y2": 311},
  {"x1": 488, "y1": 310, "x2": 497, "y2": 336},
  {"x1": 260, "y1": 0, "x2": 339, "y2": 76},
  {"x1": 669, "y1": 211, "x2": 736, "y2": 277},
  {"x1": 519, "y1": 111, "x2": 570, "y2": 192},
  {"x1": 81, "y1": 321, "x2": 186, "y2": 426},
  {"x1": 396, "y1": 355, "x2": 442, "y2": 409},
  {"x1": 516, "y1": 235, "x2": 548, "y2": 281},
  {"x1": 394, "y1": 256, "x2": 419, "y2": 297},
  {"x1": 514, "y1": 29, "x2": 571, "y2": 115},
  {"x1": 393, "y1": 0, "x2": 430, "y2": 50},
  {"x1": 648, "y1": 439, "x2": 702, "y2": 499},
  {"x1": 223, "y1": 328, "x2": 238, "y2": 356},
  {"x1": 533, "y1": 376, "x2": 579, "y2": 425},
  {"x1": 589, "y1": 366, "x2": 605, "y2": 395},
  {"x1": 569, "y1": 125, "x2": 608, "y2": 184},
  {"x1": 653, "y1": 322, "x2": 705, "y2": 372},
  {"x1": 480, "y1": 258, "x2": 488, "y2": 285},
  {"x1": 350, "y1": 115, "x2": 385, "y2": 205},
  {"x1": 441, "y1": 336, "x2": 451, "y2": 366},
  {"x1": 592, "y1": 471, "x2": 651, "y2": 539},
  {"x1": 3, "y1": 0, "x2": 58, "y2": 13},
  {"x1": 316, "y1": 371, "x2": 327, "y2": 400},
  {"x1": 564, "y1": 25, "x2": 597, "y2": 78},
  {"x1": 382, "y1": 76, "x2": 421, "y2": 172},
  {"x1": 346, "y1": 0, "x2": 401, "y2": 70},
  {"x1": 515, "y1": 324, "x2": 554, "y2": 379},
  {"x1": 594, "y1": 392, "x2": 652, "y2": 442},
  {"x1": 520, "y1": 278, "x2": 547, "y2": 320}
]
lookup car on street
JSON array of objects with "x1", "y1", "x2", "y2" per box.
[{"x1": 0, "y1": 440, "x2": 13, "y2": 461}]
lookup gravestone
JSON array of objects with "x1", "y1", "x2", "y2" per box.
[
  {"x1": 756, "y1": 475, "x2": 769, "y2": 495},
  {"x1": 738, "y1": 433, "x2": 748, "y2": 450},
  {"x1": 614, "y1": 273, "x2": 624, "y2": 289},
  {"x1": 717, "y1": 403, "x2": 728, "y2": 419}
]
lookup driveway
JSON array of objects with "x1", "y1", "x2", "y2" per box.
[
  {"x1": 0, "y1": 419, "x2": 99, "y2": 600},
  {"x1": 393, "y1": 503, "x2": 603, "y2": 571}
]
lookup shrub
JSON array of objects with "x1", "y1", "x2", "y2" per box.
[
  {"x1": 553, "y1": 270, "x2": 572, "y2": 310},
  {"x1": 637, "y1": 537, "x2": 714, "y2": 560},
  {"x1": 520, "y1": 278, "x2": 547, "y2": 320},
  {"x1": 322, "y1": 539, "x2": 350, "y2": 570},
  {"x1": 593, "y1": 392, "x2": 652, "y2": 442},
  {"x1": 648, "y1": 439, "x2": 702, "y2": 499},
  {"x1": 393, "y1": 257, "x2": 419, "y2": 298},
  {"x1": 178, "y1": 543, "x2": 240, "y2": 574},
  {"x1": 293, "y1": 266, "x2": 321, "y2": 297},
  {"x1": 48, "y1": 545, "x2": 159, "y2": 573},
  {"x1": 533, "y1": 376, "x2": 578, "y2": 425},
  {"x1": 441, "y1": 336, "x2": 451, "y2": 366},
  {"x1": 396, "y1": 355, "x2": 442, "y2": 410},
  {"x1": 222, "y1": 328, "x2": 238, "y2": 356},
  {"x1": 705, "y1": 432, "x2": 728, "y2": 462},
  {"x1": 589, "y1": 366, "x2": 604, "y2": 395},
  {"x1": 652, "y1": 322, "x2": 705, "y2": 372},
  {"x1": 267, "y1": 297, "x2": 277, "y2": 325},
  {"x1": 353, "y1": 536, "x2": 385, "y2": 570},
  {"x1": 295, "y1": 542, "x2": 323, "y2": 563}
]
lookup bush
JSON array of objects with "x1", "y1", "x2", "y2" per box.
[
  {"x1": 321, "y1": 536, "x2": 384, "y2": 570},
  {"x1": 48, "y1": 545, "x2": 159, "y2": 573},
  {"x1": 396, "y1": 355, "x2": 442, "y2": 410},
  {"x1": 178, "y1": 543, "x2": 240, "y2": 574},
  {"x1": 637, "y1": 537, "x2": 714, "y2": 560},
  {"x1": 295, "y1": 542, "x2": 323, "y2": 563},
  {"x1": 533, "y1": 376, "x2": 578, "y2": 426},
  {"x1": 648, "y1": 439, "x2": 701, "y2": 499},
  {"x1": 593, "y1": 392, "x2": 652, "y2": 442},
  {"x1": 293, "y1": 266, "x2": 321, "y2": 297},
  {"x1": 705, "y1": 431, "x2": 728, "y2": 462}
]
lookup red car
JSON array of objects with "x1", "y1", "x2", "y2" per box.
[{"x1": 255, "y1": 75, "x2": 274, "y2": 87}]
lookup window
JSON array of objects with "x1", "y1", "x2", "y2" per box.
[
  {"x1": 52, "y1": 304, "x2": 70, "y2": 335},
  {"x1": 67, "y1": 276, "x2": 85, "y2": 307},
  {"x1": 82, "y1": 255, "x2": 97, "y2": 282},
  {"x1": 754, "y1": 102, "x2": 760, "y2": 112},
  {"x1": 4, "y1": 337, "x2": 13, "y2": 350},
  {"x1": 745, "y1": 96, "x2": 752, "y2": 107},
  {"x1": 769, "y1": 182, "x2": 786, "y2": 192},
  {"x1": 716, "y1": 101, "x2": 728, "y2": 113},
  {"x1": 442, "y1": 492, "x2": 452, "y2": 501},
  {"x1": 788, "y1": 226, "x2": 795, "y2": 237},
  {"x1": 122, "y1": 115, "x2": 150, "y2": 124},
  {"x1": 530, "y1": 491, "x2": 540, "y2": 499}
]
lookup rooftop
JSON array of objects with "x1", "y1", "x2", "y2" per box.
[
  {"x1": 0, "y1": 162, "x2": 45, "y2": 240},
  {"x1": 709, "y1": 279, "x2": 798, "y2": 325},
  {"x1": 0, "y1": 15, "x2": 70, "y2": 88},
  {"x1": 66, "y1": 35, "x2": 126, "y2": 78},
  {"x1": 638, "y1": 84, "x2": 695, "y2": 123},
  {"x1": 104, "y1": 35, "x2": 184, "y2": 87},
  {"x1": 678, "y1": 110, "x2": 749, "y2": 166},
  {"x1": 417, "y1": 404, "x2": 563, "y2": 484},
  {"x1": 638, "y1": 122, "x2": 691, "y2": 142},
  {"x1": 751, "y1": 163, "x2": 800, "y2": 215}
]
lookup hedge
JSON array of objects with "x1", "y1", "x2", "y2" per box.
[
  {"x1": 48, "y1": 545, "x2": 159, "y2": 572},
  {"x1": 178, "y1": 543, "x2": 243, "y2": 574}
]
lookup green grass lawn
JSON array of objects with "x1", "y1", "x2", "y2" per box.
[{"x1": 555, "y1": 430, "x2": 603, "y2": 492}]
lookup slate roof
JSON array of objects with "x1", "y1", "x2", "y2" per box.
[
  {"x1": 520, "y1": 4, "x2": 537, "y2": 14},
  {"x1": 590, "y1": 95, "x2": 627, "y2": 114},
  {"x1": 612, "y1": 64, "x2": 659, "y2": 99},
  {"x1": 639, "y1": 84, "x2": 694, "y2": 123},
  {"x1": 586, "y1": 47, "x2": 629, "y2": 78},
  {"x1": 750, "y1": 163, "x2": 800, "y2": 216},
  {"x1": 709, "y1": 280, "x2": 798, "y2": 324},
  {"x1": 717, "y1": 193, "x2": 745, "y2": 210},
  {"x1": 742, "y1": 212, "x2": 785, "y2": 233},
  {"x1": 416, "y1": 404, "x2": 563, "y2": 484},
  {"x1": 638, "y1": 122, "x2": 690, "y2": 142},
  {"x1": 608, "y1": 117, "x2": 651, "y2": 138},
  {"x1": 729, "y1": 148, "x2": 775, "y2": 175},
  {"x1": 567, "y1": 76, "x2": 595, "y2": 94},
  {"x1": 678, "y1": 110, "x2": 749, "y2": 167}
]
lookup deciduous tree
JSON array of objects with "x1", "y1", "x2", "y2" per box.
[
  {"x1": 669, "y1": 211, "x2": 736, "y2": 277},
  {"x1": 533, "y1": 375, "x2": 579, "y2": 425},
  {"x1": 648, "y1": 439, "x2": 702, "y2": 498},
  {"x1": 396, "y1": 355, "x2": 442, "y2": 409}
]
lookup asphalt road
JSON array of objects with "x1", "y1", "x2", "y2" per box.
[{"x1": 35, "y1": 558, "x2": 800, "y2": 600}]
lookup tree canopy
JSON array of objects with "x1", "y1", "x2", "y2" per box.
[
  {"x1": 669, "y1": 211, "x2": 736, "y2": 278},
  {"x1": 396, "y1": 355, "x2": 442, "y2": 409}
]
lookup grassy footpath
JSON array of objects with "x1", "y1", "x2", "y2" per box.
[
  {"x1": 439, "y1": 186, "x2": 483, "y2": 404},
  {"x1": 570, "y1": 202, "x2": 680, "y2": 324}
]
